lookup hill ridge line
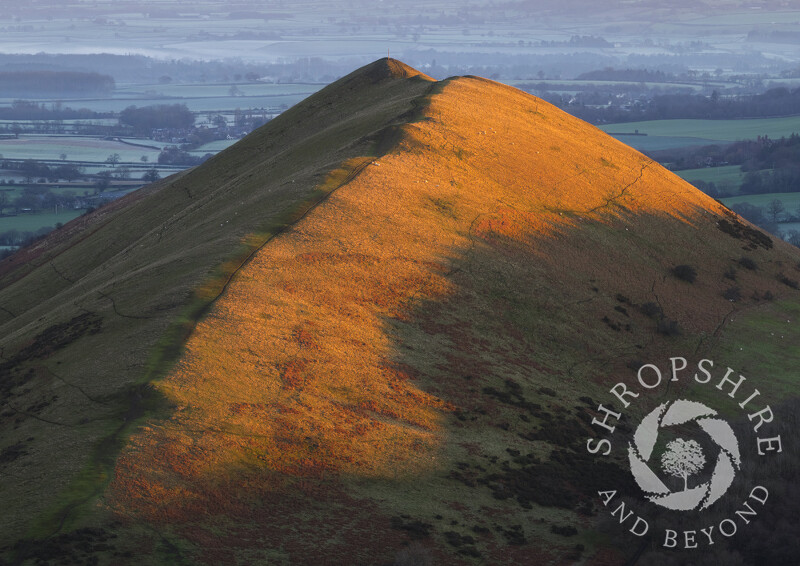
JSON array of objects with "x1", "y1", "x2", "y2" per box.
[{"x1": 198, "y1": 155, "x2": 378, "y2": 320}]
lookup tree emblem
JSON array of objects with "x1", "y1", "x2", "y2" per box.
[
  {"x1": 628, "y1": 399, "x2": 740, "y2": 511},
  {"x1": 660, "y1": 438, "x2": 706, "y2": 491}
]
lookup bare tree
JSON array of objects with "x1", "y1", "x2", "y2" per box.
[
  {"x1": 661, "y1": 438, "x2": 706, "y2": 491},
  {"x1": 767, "y1": 199, "x2": 785, "y2": 223}
]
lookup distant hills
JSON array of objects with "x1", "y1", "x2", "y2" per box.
[{"x1": 1, "y1": 58, "x2": 798, "y2": 565}]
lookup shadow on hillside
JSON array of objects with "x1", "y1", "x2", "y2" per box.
[{"x1": 371, "y1": 202, "x2": 800, "y2": 564}]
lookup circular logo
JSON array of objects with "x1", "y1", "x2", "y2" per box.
[{"x1": 628, "y1": 399, "x2": 741, "y2": 511}]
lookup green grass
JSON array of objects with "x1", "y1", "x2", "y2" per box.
[
  {"x1": 676, "y1": 165, "x2": 745, "y2": 187},
  {"x1": 721, "y1": 192, "x2": 800, "y2": 211},
  {"x1": 606, "y1": 134, "x2": 721, "y2": 151},
  {"x1": 599, "y1": 117, "x2": 800, "y2": 142},
  {"x1": 189, "y1": 139, "x2": 238, "y2": 153},
  {"x1": 698, "y1": 300, "x2": 800, "y2": 403},
  {"x1": 0, "y1": 60, "x2": 442, "y2": 563},
  {"x1": 0, "y1": 210, "x2": 86, "y2": 232},
  {"x1": 0, "y1": 135, "x2": 162, "y2": 162}
]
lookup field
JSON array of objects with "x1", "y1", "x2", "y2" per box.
[
  {"x1": 508, "y1": 79, "x2": 709, "y2": 91},
  {"x1": 600, "y1": 116, "x2": 800, "y2": 144},
  {"x1": 602, "y1": 116, "x2": 800, "y2": 151},
  {"x1": 676, "y1": 165, "x2": 746, "y2": 186},
  {"x1": 189, "y1": 139, "x2": 238, "y2": 153},
  {"x1": 0, "y1": 83, "x2": 324, "y2": 116},
  {"x1": 0, "y1": 135, "x2": 163, "y2": 163},
  {"x1": 605, "y1": 134, "x2": 720, "y2": 151},
  {"x1": 0, "y1": 209, "x2": 85, "y2": 232},
  {"x1": 721, "y1": 192, "x2": 800, "y2": 211},
  {"x1": 114, "y1": 83, "x2": 321, "y2": 98},
  {"x1": 1, "y1": 93, "x2": 319, "y2": 114}
]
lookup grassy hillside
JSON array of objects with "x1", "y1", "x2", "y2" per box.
[
  {"x1": 0, "y1": 58, "x2": 436, "y2": 561},
  {"x1": 2, "y1": 60, "x2": 799, "y2": 565}
]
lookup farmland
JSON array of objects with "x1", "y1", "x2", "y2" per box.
[
  {"x1": 599, "y1": 116, "x2": 800, "y2": 141},
  {"x1": 0, "y1": 209, "x2": 85, "y2": 232},
  {"x1": 0, "y1": 135, "x2": 162, "y2": 163},
  {"x1": 600, "y1": 116, "x2": 800, "y2": 151},
  {"x1": 675, "y1": 165, "x2": 746, "y2": 187},
  {"x1": 721, "y1": 192, "x2": 800, "y2": 211}
]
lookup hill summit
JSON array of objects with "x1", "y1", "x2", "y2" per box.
[{"x1": 1, "y1": 59, "x2": 799, "y2": 565}]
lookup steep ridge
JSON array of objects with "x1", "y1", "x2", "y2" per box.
[
  {"x1": 0, "y1": 59, "x2": 435, "y2": 553},
  {"x1": 106, "y1": 67, "x2": 799, "y2": 564},
  {"x1": 1, "y1": 59, "x2": 799, "y2": 565}
]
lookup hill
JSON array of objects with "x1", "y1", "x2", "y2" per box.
[{"x1": 1, "y1": 59, "x2": 799, "y2": 565}]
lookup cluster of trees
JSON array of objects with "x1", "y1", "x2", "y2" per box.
[
  {"x1": 0, "y1": 159, "x2": 84, "y2": 183},
  {"x1": 0, "y1": 226, "x2": 56, "y2": 259},
  {"x1": 0, "y1": 100, "x2": 109, "y2": 121},
  {"x1": 653, "y1": 134, "x2": 800, "y2": 203},
  {"x1": 652, "y1": 134, "x2": 800, "y2": 193},
  {"x1": 119, "y1": 104, "x2": 195, "y2": 135},
  {"x1": 563, "y1": 86, "x2": 800, "y2": 124},
  {"x1": 0, "y1": 186, "x2": 83, "y2": 214},
  {"x1": 726, "y1": 199, "x2": 800, "y2": 247},
  {"x1": 739, "y1": 167, "x2": 800, "y2": 196},
  {"x1": 538, "y1": 35, "x2": 613, "y2": 48},
  {"x1": 157, "y1": 146, "x2": 211, "y2": 166},
  {"x1": 0, "y1": 71, "x2": 115, "y2": 97},
  {"x1": 0, "y1": 158, "x2": 162, "y2": 189},
  {"x1": 576, "y1": 68, "x2": 676, "y2": 83}
]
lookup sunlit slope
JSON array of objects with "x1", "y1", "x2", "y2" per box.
[
  {"x1": 0, "y1": 59, "x2": 435, "y2": 552},
  {"x1": 109, "y1": 68, "x2": 800, "y2": 563}
]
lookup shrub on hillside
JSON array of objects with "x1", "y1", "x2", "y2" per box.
[
  {"x1": 657, "y1": 318, "x2": 681, "y2": 336},
  {"x1": 738, "y1": 256, "x2": 758, "y2": 270},
  {"x1": 778, "y1": 273, "x2": 799, "y2": 289},
  {"x1": 640, "y1": 302, "x2": 662, "y2": 318},
  {"x1": 723, "y1": 286, "x2": 741, "y2": 302},
  {"x1": 671, "y1": 264, "x2": 697, "y2": 283}
]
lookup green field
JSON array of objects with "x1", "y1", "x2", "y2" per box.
[
  {"x1": 607, "y1": 134, "x2": 721, "y2": 151},
  {"x1": 676, "y1": 165, "x2": 746, "y2": 186},
  {"x1": 0, "y1": 209, "x2": 86, "y2": 233},
  {"x1": 721, "y1": 191, "x2": 800, "y2": 211},
  {"x1": 0, "y1": 135, "x2": 162, "y2": 163},
  {"x1": 600, "y1": 116, "x2": 800, "y2": 142}
]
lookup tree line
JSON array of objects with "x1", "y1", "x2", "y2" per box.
[
  {"x1": 119, "y1": 104, "x2": 195, "y2": 135},
  {"x1": 0, "y1": 100, "x2": 111, "y2": 121},
  {"x1": 651, "y1": 134, "x2": 800, "y2": 197},
  {"x1": 654, "y1": 133, "x2": 800, "y2": 170},
  {"x1": 576, "y1": 68, "x2": 676, "y2": 83},
  {"x1": 0, "y1": 71, "x2": 115, "y2": 97},
  {"x1": 562, "y1": 86, "x2": 800, "y2": 124}
]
